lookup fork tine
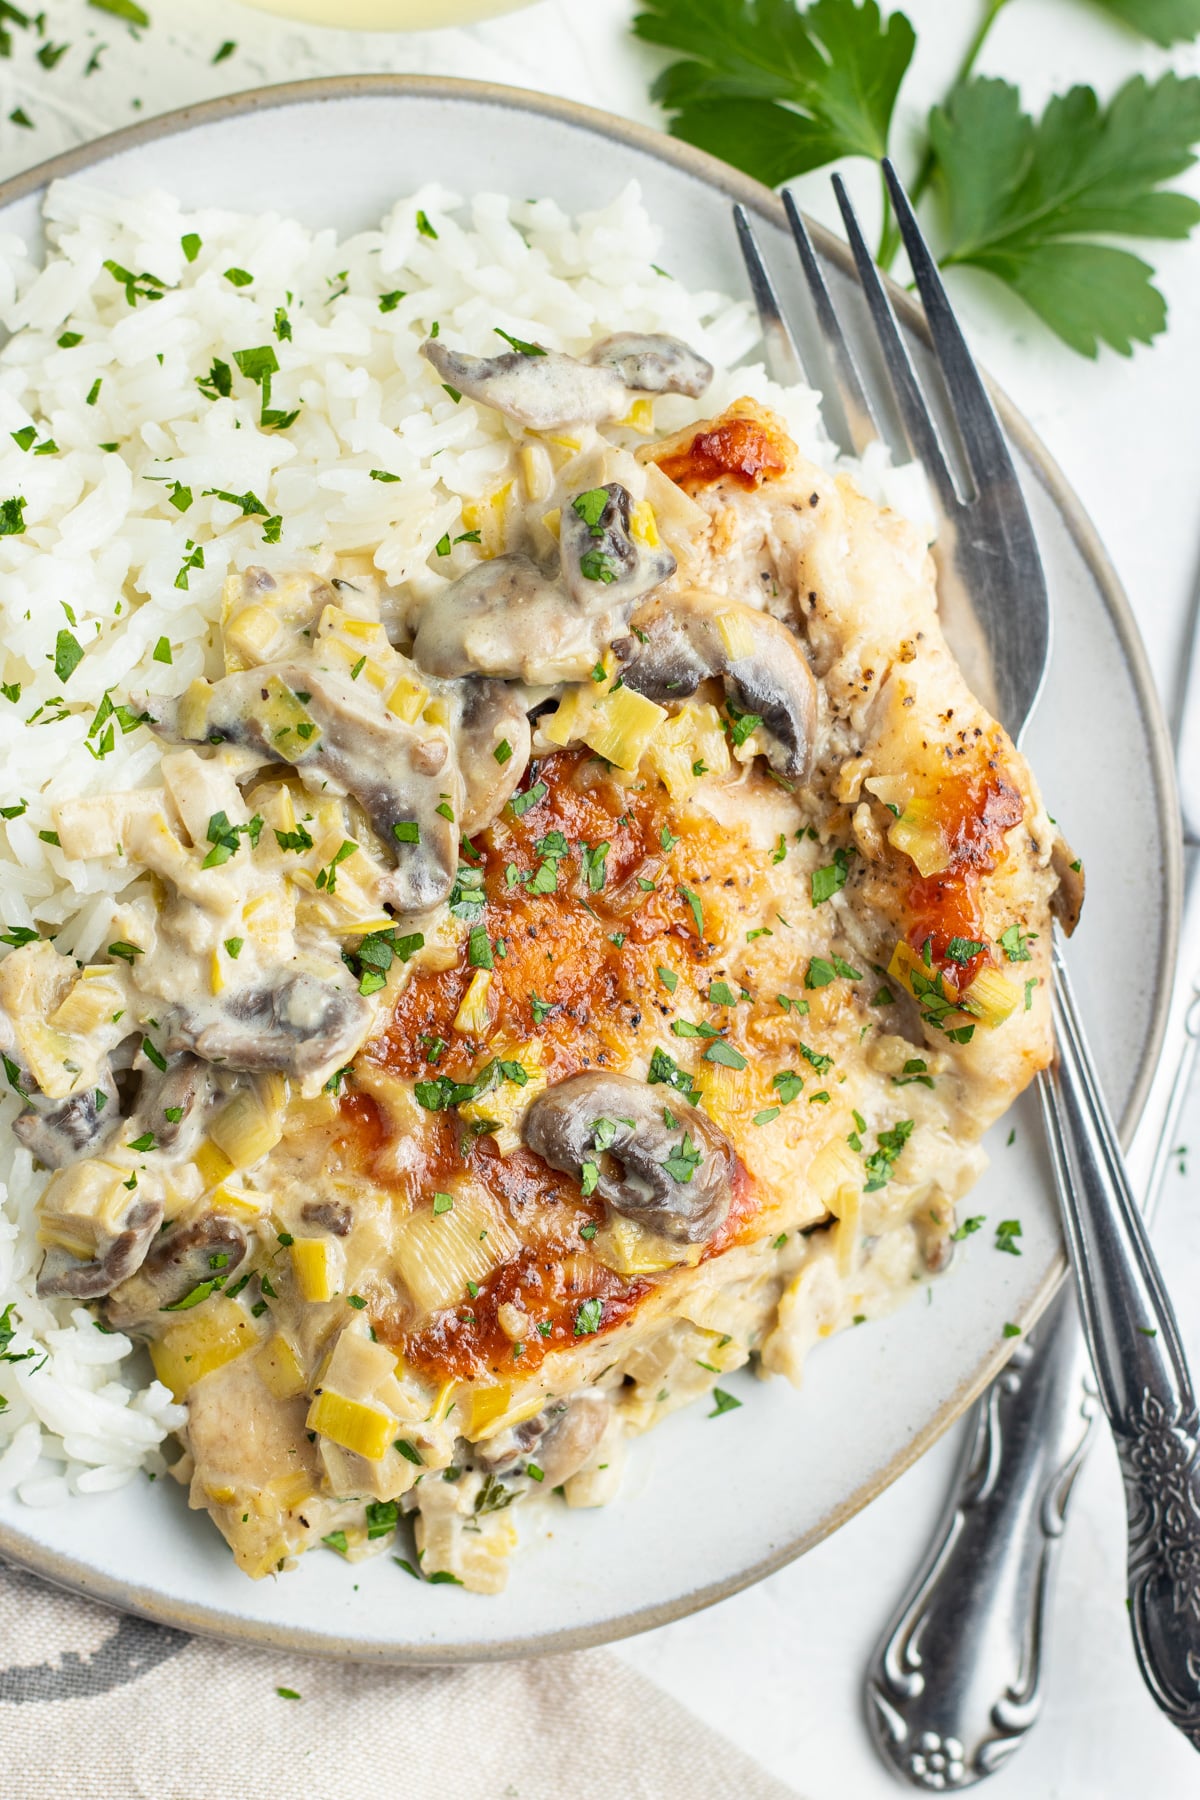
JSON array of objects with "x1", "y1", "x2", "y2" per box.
[
  {"x1": 830, "y1": 173, "x2": 959, "y2": 511},
  {"x1": 781, "y1": 187, "x2": 881, "y2": 458},
  {"x1": 880, "y1": 158, "x2": 1014, "y2": 494},
  {"x1": 732, "y1": 203, "x2": 806, "y2": 391}
]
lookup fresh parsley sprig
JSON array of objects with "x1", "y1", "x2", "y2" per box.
[{"x1": 633, "y1": 0, "x2": 1200, "y2": 358}]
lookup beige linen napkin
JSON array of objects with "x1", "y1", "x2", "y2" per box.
[{"x1": 0, "y1": 1558, "x2": 802, "y2": 1799}]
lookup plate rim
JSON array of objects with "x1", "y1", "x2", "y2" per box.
[{"x1": 0, "y1": 71, "x2": 1181, "y2": 1663}]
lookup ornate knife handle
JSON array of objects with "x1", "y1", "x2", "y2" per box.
[
  {"x1": 866, "y1": 1291, "x2": 1099, "y2": 1786},
  {"x1": 1042, "y1": 943, "x2": 1200, "y2": 1749}
]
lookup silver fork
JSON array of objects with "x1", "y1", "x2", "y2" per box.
[{"x1": 734, "y1": 164, "x2": 1200, "y2": 1761}]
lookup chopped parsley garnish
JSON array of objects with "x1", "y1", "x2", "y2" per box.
[
  {"x1": 152, "y1": 636, "x2": 172, "y2": 665},
  {"x1": 572, "y1": 487, "x2": 610, "y2": 534},
  {"x1": 200, "y1": 808, "x2": 259, "y2": 868},
  {"x1": 274, "y1": 824, "x2": 313, "y2": 854},
  {"x1": 999, "y1": 922, "x2": 1035, "y2": 963},
  {"x1": 678, "y1": 885, "x2": 703, "y2": 936},
  {"x1": 414, "y1": 1056, "x2": 527, "y2": 1114},
  {"x1": 394, "y1": 1439, "x2": 424, "y2": 1465},
  {"x1": 580, "y1": 841, "x2": 610, "y2": 891},
  {"x1": 754, "y1": 1107, "x2": 780, "y2": 1125},
  {"x1": 365, "y1": 1499, "x2": 398, "y2": 1538},
  {"x1": 657, "y1": 966, "x2": 679, "y2": 994},
  {"x1": 342, "y1": 926, "x2": 423, "y2": 997},
  {"x1": 647, "y1": 1046, "x2": 701, "y2": 1105},
  {"x1": 416, "y1": 209, "x2": 438, "y2": 238},
  {"x1": 811, "y1": 846, "x2": 854, "y2": 905},
  {"x1": 509, "y1": 780, "x2": 547, "y2": 818},
  {"x1": 945, "y1": 936, "x2": 986, "y2": 965},
  {"x1": 704, "y1": 1040, "x2": 746, "y2": 1070},
  {"x1": 574, "y1": 1297, "x2": 604, "y2": 1337},
  {"x1": 709, "y1": 1387, "x2": 742, "y2": 1417},
  {"x1": 771, "y1": 1070, "x2": 803, "y2": 1104},
  {"x1": 862, "y1": 1119, "x2": 915, "y2": 1193},
  {"x1": 725, "y1": 700, "x2": 762, "y2": 748},
  {"x1": 493, "y1": 738, "x2": 513, "y2": 765},
  {"x1": 181, "y1": 232, "x2": 201, "y2": 263},
  {"x1": 662, "y1": 1132, "x2": 703, "y2": 1182},
  {"x1": 53, "y1": 630, "x2": 83, "y2": 683},
  {"x1": 128, "y1": 1132, "x2": 156, "y2": 1153},
  {"x1": 708, "y1": 980, "x2": 737, "y2": 1006},
  {"x1": 804, "y1": 954, "x2": 862, "y2": 988},
  {"x1": 893, "y1": 1057, "x2": 934, "y2": 1089},
  {"x1": 995, "y1": 1218, "x2": 1023, "y2": 1256},
  {"x1": 378, "y1": 290, "x2": 405, "y2": 312},
  {"x1": 495, "y1": 326, "x2": 546, "y2": 356},
  {"x1": 530, "y1": 992, "x2": 553, "y2": 1025},
  {"x1": 224, "y1": 266, "x2": 254, "y2": 287},
  {"x1": 161, "y1": 1277, "x2": 222, "y2": 1312},
  {"x1": 579, "y1": 549, "x2": 618, "y2": 583},
  {"x1": 141, "y1": 1037, "x2": 167, "y2": 1073},
  {"x1": 393, "y1": 820, "x2": 421, "y2": 844},
  {"x1": 174, "y1": 539, "x2": 204, "y2": 590}
]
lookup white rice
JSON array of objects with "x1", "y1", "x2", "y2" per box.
[{"x1": 0, "y1": 177, "x2": 928, "y2": 1505}]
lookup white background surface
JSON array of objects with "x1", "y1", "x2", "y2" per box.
[{"x1": 2, "y1": 2, "x2": 1199, "y2": 1794}]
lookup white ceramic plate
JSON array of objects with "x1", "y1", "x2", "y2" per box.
[{"x1": 0, "y1": 77, "x2": 1179, "y2": 1663}]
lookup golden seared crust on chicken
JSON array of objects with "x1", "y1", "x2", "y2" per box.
[{"x1": 21, "y1": 373, "x2": 1071, "y2": 1591}]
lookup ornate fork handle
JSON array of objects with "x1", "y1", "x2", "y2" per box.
[
  {"x1": 1043, "y1": 942, "x2": 1200, "y2": 1748},
  {"x1": 866, "y1": 1292, "x2": 1099, "y2": 1786}
]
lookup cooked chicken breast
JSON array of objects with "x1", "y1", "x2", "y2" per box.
[{"x1": 11, "y1": 365, "x2": 1071, "y2": 1589}]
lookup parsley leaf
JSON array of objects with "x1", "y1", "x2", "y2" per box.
[
  {"x1": 931, "y1": 73, "x2": 1200, "y2": 356},
  {"x1": 633, "y1": 0, "x2": 916, "y2": 189},
  {"x1": 1087, "y1": 0, "x2": 1200, "y2": 48}
]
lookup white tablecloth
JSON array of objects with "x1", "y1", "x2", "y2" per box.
[{"x1": 2, "y1": 2, "x2": 1199, "y2": 1792}]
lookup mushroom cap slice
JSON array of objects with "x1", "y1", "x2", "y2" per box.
[
  {"x1": 168, "y1": 974, "x2": 370, "y2": 1080},
  {"x1": 412, "y1": 554, "x2": 634, "y2": 687},
  {"x1": 559, "y1": 482, "x2": 677, "y2": 610},
  {"x1": 106, "y1": 1211, "x2": 248, "y2": 1330},
  {"x1": 522, "y1": 1070, "x2": 734, "y2": 1244},
  {"x1": 420, "y1": 339, "x2": 628, "y2": 431},
  {"x1": 586, "y1": 332, "x2": 713, "y2": 398},
  {"x1": 620, "y1": 592, "x2": 818, "y2": 780},
  {"x1": 167, "y1": 662, "x2": 463, "y2": 915},
  {"x1": 14, "y1": 1063, "x2": 120, "y2": 1170},
  {"x1": 456, "y1": 679, "x2": 532, "y2": 837},
  {"x1": 37, "y1": 1196, "x2": 163, "y2": 1301}
]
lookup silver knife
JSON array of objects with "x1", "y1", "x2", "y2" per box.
[{"x1": 865, "y1": 607, "x2": 1200, "y2": 1788}]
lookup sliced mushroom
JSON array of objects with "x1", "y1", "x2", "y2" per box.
[
  {"x1": 300, "y1": 1199, "x2": 352, "y2": 1237},
  {"x1": 37, "y1": 1197, "x2": 163, "y2": 1301},
  {"x1": 164, "y1": 663, "x2": 461, "y2": 913},
  {"x1": 586, "y1": 333, "x2": 713, "y2": 398},
  {"x1": 412, "y1": 555, "x2": 634, "y2": 687},
  {"x1": 106, "y1": 1211, "x2": 248, "y2": 1330},
  {"x1": 620, "y1": 592, "x2": 818, "y2": 780},
  {"x1": 522, "y1": 1070, "x2": 734, "y2": 1244},
  {"x1": 1050, "y1": 834, "x2": 1085, "y2": 936},
  {"x1": 456, "y1": 679, "x2": 532, "y2": 836},
  {"x1": 558, "y1": 482, "x2": 677, "y2": 610},
  {"x1": 125, "y1": 1053, "x2": 217, "y2": 1159},
  {"x1": 474, "y1": 1393, "x2": 610, "y2": 1486},
  {"x1": 14, "y1": 1063, "x2": 120, "y2": 1169},
  {"x1": 167, "y1": 975, "x2": 370, "y2": 1080},
  {"x1": 421, "y1": 340, "x2": 628, "y2": 431}
]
